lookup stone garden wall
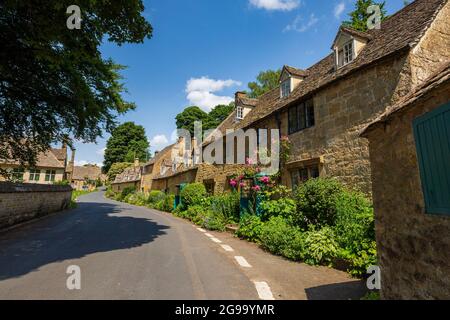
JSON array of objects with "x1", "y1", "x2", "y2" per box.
[{"x1": 0, "y1": 182, "x2": 72, "y2": 230}]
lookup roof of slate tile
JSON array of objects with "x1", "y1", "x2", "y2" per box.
[
  {"x1": 283, "y1": 65, "x2": 309, "y2": 78},
  {"x1": 361, "y1": 62, "x2": 450, "y2": 136},
  {"x1": 112, "y1": 166, "x2": 142, "y2": 184},
  {"x1": 0, "y1": 149, "x2": 66, "y2": 169},
  {"x1": 50, "y1": 148, "x2": 67, "y2": 162},
  {"x1": 236, "y1": 0, "x2": 447, "y2": 130}
]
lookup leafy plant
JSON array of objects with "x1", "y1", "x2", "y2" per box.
[
  {"x1": 210, "y1": 192, "x2": 240, "y2": 223},
  {"x1": 180, "y1": 183, "x2": 207, "y2": 208},
  {"x1": 293, "y1": 178, "x2": 345, "y2": 227},
  {"x1": 260, "y1": 197, "x2": 296, "y2": 222},
  {"x1": 259, "y1": 216, "x2": 303, "y2": 258},
  {"x1": 303, "y1": 227, "x2": 339, "y2": 265},
  {"x1": 147, "y1": 190, "x2": 166, "y2": 206},
  {"x1": 155, "y1": 194, "x2": 175, "y2": 212},
  {"x1": 236, "y1": 214, "x2": 264, "y2": 243}
]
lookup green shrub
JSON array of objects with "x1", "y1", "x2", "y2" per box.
[
  {"x1": 337, "y1": 240, "x2": 377, "y2": 277},
  {"x1": 147, "y1": 190, "x2": 166, "y2": 205},
  {"x1": 124, "y1": 192, "x2": 147, "y2": 206},
  {"x1": 105, "y1": 187, "x2": 116, "y2": 199},
  {"x1": 180, "y1": 183, "x2": 207, "y2": 208},
  {"x1": 210, "y1": 192, "x2": 240, "y2": 223},
  {"x1": 303, "y1": 227, "x2": 339, "y2": 265},
  {"x1": 334, "y1": 191, "x2": 375, "y2": 252},
  {"x1": 185, "y1": 205, "x2": 205, "y2": 222},
  {"x1": 236, "y1": 214, "x2": 264, "y2": 243},
  {"x1": 260, "y1": 197, "x2": 296, "y2": 222},
  {"x1": 293, "y1": 178, "x2": 344, "y2": 227},
  {"x1": 259, "y1": 216, "x2": 303, "y2": 258},
  {"x1": 199, "y1": 210, "x2": 227, "y2": 231},
  {"x1": 155, "y1": 194, "x2": 175, "y2": 212}
]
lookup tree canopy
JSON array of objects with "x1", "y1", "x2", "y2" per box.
[
  {"x1": 103, "y1": 122, "x2": 150, "y2": 173},
  {"x1": 343, "y1": 0, "x2": 387, "y2": 32},
  {"x1": 247, "y1": 69, "x2": 281, "y2": 98},
  {"x1": 107, "y1": 162, "x2": 133, "y2": 182},
  {"x1": 0, "y1": 1, "x2": 152, "y2": 168},
  {"x1": 207, "y1": 103, "x2": 235, "y2": 129}
]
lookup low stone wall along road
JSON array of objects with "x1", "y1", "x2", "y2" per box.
[{"x1": 0, "y1": 191, "x2": 366, "y2": 300}]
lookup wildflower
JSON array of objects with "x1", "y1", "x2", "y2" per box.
[{"x1": 252, "y1": 185, "x2": 261, "y2": 192}]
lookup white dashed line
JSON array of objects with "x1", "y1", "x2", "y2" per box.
[
  {"x1": 196, "y1": 227, "x2": 206, "y2": 233},
  {"x1": 221, "y1": 245, "x2": 234, "y2": 252},
  {"x1": 204, "y1": 233, "x2": 214, "y2": 238},
  {"x1": 234, "y1": 256, "x2": 252, "y2": 268},
  {"x1": 210, "y1": 237, "x2": 222, "y2": 244},
  {"x1": 254, "y1": 281, "x2": 275, "y2": 300}
]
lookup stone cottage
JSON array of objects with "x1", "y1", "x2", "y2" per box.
[
  {"x1": 111, "y1": 159, "x2": 143, "y2": 193},
  {"x1": 71, "y1": 164, "x2": 106, "y2": 191},
  {"x1": 361, "y1": 62, "x2": 450, "y2": 299},
  {"x1": 218, "y1": 0, "x2": 449, "y2": 195},
  {"x1": 142, "y1": 0, "x2": 449, "y2": 197},
  {"x1": 0, "y1": 144, "x2": 71, "y2": 184}
]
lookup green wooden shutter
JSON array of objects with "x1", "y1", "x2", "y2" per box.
[{"x1": 413, "y1": 101, "x2": 450, "y2": 216}]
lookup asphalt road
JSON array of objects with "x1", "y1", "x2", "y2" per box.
[{"x1": 0, "y1": 191, "x2": 259, "y2": 299}]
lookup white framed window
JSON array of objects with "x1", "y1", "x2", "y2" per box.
[
  {"x1": 45, "y1": 170, "x2": 56, "y2": 182},
  {"x1": 29, "y1": 169, "x2": 41, "y2": 181},
  {"x1": 281, "y1": 80, "x2": 291, "y2": 98},
  {"x1": 336, "y1": 40, "x2": 355, "y2": 68},
  {"x1": 236, "y1": 106, "x2": 244, "y2": 120},
  {"x1": 344, "y1": 41, "x2": 354, "y2": 64}
]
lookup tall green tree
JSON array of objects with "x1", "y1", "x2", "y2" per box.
[
  {"x1": 175, "y1": 106, "x2": 210, "y2": 136},
  {"x1": 206, "y1": 103, "x2": 235, "y2": 129},
  {"x1": 0, "y1": 1, "x2": 152, "y2": 168},
  {"x1": 103, "y1": 122, "x2": 150, "y2": 173},
  {"x1": 247, "y1": 69, "x2": 281, "y2": 98},
  {"x1": 343, "y1": 0, "x2": 387, "y2": 32}
]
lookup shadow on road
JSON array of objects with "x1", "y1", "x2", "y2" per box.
[
  {"x1": 0, "y1": 200, "x2": 170, "y2": 281},
  {"x1": 305, "y1": 280, "x2": 367, "y2": 300}
]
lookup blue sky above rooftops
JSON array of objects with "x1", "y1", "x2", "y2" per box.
[{"x1": 73, "y1": 0, "x2": 406, "y2": 167}]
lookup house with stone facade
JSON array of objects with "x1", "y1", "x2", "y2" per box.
[
  {"x1": 141, "y1": 0, "x2": 449, "y2": 198},
  {"x1": 111, "y1": 159, "x2": 143, "y2": 193},
  {"x1": 71, "y1": 164, "x2": 106, "y2": 191},
  {"x1": 0, "y1": 144, "x2": 73, "y2": 184},
  {"x1": 360, "y1": 62, "x2": 450, "y2": 299}
]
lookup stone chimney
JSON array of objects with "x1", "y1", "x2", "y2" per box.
[
  {"x1": 134, "y1": 158, "x2": 140, "y2": 168},
  {"x1": 235, "y1": 91, "x2": 247, "y2": 105}
]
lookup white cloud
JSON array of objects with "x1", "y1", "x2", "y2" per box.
[
  {"x1": 334, "y1": 2, "x2": 346, "y2": 19},
  {"x1": 284, "y1": 13, "x2": 318, "y2": 33},
  {"x1": 96, "y1": 147, "x2": 106, "y2": 156},
  {"x1": 185, "y1": 76, "x2": 241, "y2": 111},
  {"x1": 249, "y1": 0, "x2": 300, "y2": 11},
  {"x1": 150, "y1": 134, "x2": 169, "y2": 149},
  {"x1": 75, "y1": 160, "x2": 102, "y2": 167}
]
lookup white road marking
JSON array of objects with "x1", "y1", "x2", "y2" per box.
[
  {"x1": 196, "y1": 227, "x2": 207, "y2": 233},
  {"x1": 204, "y1": 233, "x2": 214, "y2": 238},
  {"x1": 254, "y1": 281, "x2": 275, "y2": 300},
  {"x1": 210, "y1": 237, "x2": 222, "y2": 244},
  {"x1": 221, "y1": 245, "x2": 234, "y2": 252},
  {"x1": 234, "y1": 256, "x2": 252, "y2": 268}
]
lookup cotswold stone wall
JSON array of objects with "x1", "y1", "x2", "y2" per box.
[
  {"x1": 0, "y1": 182, "x2": 72, "y2": 230},
  {"x1": 410, "y1": 1, "x2": 450, "y2": 85},
  {"x1": 365, "y1": 82, "x2": 450, "y2": 299}
]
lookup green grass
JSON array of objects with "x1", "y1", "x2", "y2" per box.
[{"x1": 69, "y1": 190, "x2": 94, "y2": 208}]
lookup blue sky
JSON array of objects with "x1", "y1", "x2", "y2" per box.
[{"x1": 73, "y1": 0, "x2": 406, "y2": 167}]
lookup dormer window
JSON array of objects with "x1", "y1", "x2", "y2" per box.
[
  {"x1": 281, "y1": 80, "x2": 291, "y2": 98},
  {"x1": 236, "y1": 106, "x2": 244, "y2": 120},
  {"x1": 333, "y1": 27, "x2": 371, "y2": 70},
  {"x1": 337, "y1": 40, "x2": 355, "y2": 68}
]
